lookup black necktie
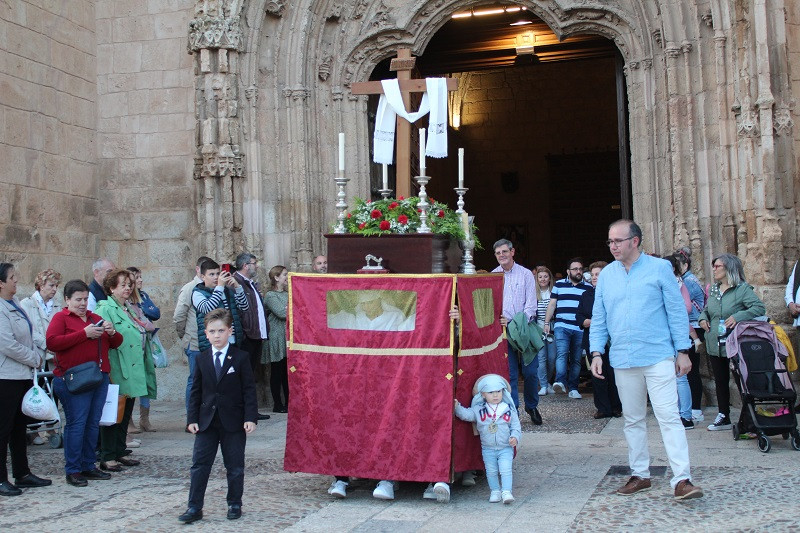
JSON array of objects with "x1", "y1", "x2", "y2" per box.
[{"x1": 214, "y1": 351, "x2": 223, "y2": 380}]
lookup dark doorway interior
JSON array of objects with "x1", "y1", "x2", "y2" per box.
[{"x1": 367, "y1": 6, "x2": 631, "y2": 272}]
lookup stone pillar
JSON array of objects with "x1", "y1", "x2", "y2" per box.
[{"x1": 189, "y1": 1, "x2": 245, "y2": 261}]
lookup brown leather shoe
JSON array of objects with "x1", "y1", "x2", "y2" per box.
[
  {"x1": 674, "y1": 479, "x2": 703, "y2": 500},
  {"x1": 616, "y1": 476, "x2": 651, "y2": 495}
]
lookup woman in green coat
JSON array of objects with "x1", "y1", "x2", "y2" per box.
[
  {"x1": 95, "y1": 269, "x2": 156, "y2": 471},
  {"x1": 265, "y1": 265, "x2": 289, "y2": 413},
  {"x1": 698, "y1": 253, "x2": 765, "y2": 432}
]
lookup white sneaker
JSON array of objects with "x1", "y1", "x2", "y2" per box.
[
  {"x1": 537, "y1": 386, "x2": 547, "y2": 396},
  {"x1": 31, "y1": 435, "x2": 45, "y2": 445},
  {"x1": 489, "y1": 490, "x2": 501, "y2": 503},
  {"x1": 568, "y1": 390, "x2": 582, "y2": 399},
  {"x1": 692, "y1": 409, "x2": 705, "y2": 422},
  {"x1": 373, "y1": 480, "x2": 396, "y2": 500},
  {"x1": 432, "y1": 482, "x2": 450, "y2": 503},
  {"x1": 502, "y1": 490, "x2": 515, "y2": 504},
  {"x1": 328, "y1": 480, "x2": 348, "y2": 498},
  {"x1": 546, "y1": 385, "x2": 555, "y2": 394},
  {"x1": 126, "y1": 439, "x2": 141, "y2": 448},
  {"x1": 461, "y1": 470, "x2": 476, "y2": 487},
  {"x1": 552, "y1": 382, "x2": 566, "y2": 393}
]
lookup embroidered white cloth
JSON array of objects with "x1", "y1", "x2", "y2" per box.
[{"x1": 373, "y1": 77, "x2": 448, "y2": 164}]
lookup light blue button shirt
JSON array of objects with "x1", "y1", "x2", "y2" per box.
[{"x1": 589, "y1": 253, "x2": 691, "y2": 369}]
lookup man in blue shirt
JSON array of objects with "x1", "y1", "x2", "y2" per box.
[
  {"x1": 543, "y1": 258, "x2": 591, "y2": 398},
  {"x1": 589, "y1": 220, "x2": 703, "y2": 501}
]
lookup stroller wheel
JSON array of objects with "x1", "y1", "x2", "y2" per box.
[
  {"x1": 48, "y1": 434, "x2": 62, "y2": 449},
  {"x1": 757, "y1": 434, "x2": 771, "y2": 453},
  {"x1": 791, "y1": 431, "x2": 800, "y2": 451}
]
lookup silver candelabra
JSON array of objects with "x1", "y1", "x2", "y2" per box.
[
  {"x1": 415, "y1": 174, "x2": 431, "y2": 233},
  {"x1": 454, "y1": 186, "x2": 468, "y2": 214},
  {"x1": 333, "y1": 170, "x2": 349, "y2": 234}
]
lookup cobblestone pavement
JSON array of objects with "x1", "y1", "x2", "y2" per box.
[{"x1": 2, "y1": 392, "x2": 799, "y2": 532}]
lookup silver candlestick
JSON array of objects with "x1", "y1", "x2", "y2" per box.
[
  {"x1": 378, "y1": 188, "x2": 393, "y2": 199},
  {"x1": 454, "y1": 187, "x2": 469, "y2": 214},
  {"x1": 333, "y1": 170, "x2": 349, "y2": 234},
  {"x1": 460, "y1": 215, "x2": 477, "y2": 274},
  {"x1": 415, "y1": 174, "x2": 431, "y2": 233}
]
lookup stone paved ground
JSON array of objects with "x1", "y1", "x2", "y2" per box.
[{"x1": 2, "y1": 391, "x2": 800, "y2": 532}]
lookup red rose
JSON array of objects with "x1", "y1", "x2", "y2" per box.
[
  {"x1": 398, "y1": 196, "x2": 405, "y2": 200},
  {"x1": 398, "y1": 214, "x2": 409, "y2": 225},
  {"x1": 346, "y1": 213, "x2": 352, "y2": 218},
  {"x1": 389, "y1": 202, "x2": 399, "y2": 209},
  {"x1": 379, "y1": 220, "x2": 391, "y2": 231},
  {"x1": 417, "y1": 208, "x2": 422, "y2": 213},
  {"x1": 370, "y1": 209, "x2": 382, "y2": 219},
  {"x1": 358, "y1": 223, "x2": 366, "y2": 229},
  {"x1": 437, "y1": 210, "x2": 445, "y2": 218}
]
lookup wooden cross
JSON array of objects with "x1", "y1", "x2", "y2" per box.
[{"x1": 351, "y1": 48, "x2": 458, "y2": 198}]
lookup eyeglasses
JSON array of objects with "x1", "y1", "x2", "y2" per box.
[
  {"x1": 494, "y1": 250, "x2": 512, "y2": 256},
  {"x1": 568, "y1": 267, "x2": 583, "y2": 272},
  {"x1": 712, "y1": 264, "x2": 724, "y2": 270},
  {"x1": 606, "y1": 236, "x2": 634, "y2": 247},
  {"x1": 246, "y1": 261, "x2": 257, "y2": 266}
]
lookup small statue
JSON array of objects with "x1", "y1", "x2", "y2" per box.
[{"x1": 362, "y1": 254, "x2": 384, "y2": 270}]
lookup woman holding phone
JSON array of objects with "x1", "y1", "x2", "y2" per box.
[
  {"x1": 95, "y1": 269, "x2": 156, "y2": 471},
  {"x1": 47, "y1": 279, "x2": 123, "y2": 486}
]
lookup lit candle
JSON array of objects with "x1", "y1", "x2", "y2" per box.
[
  {"x1": 419, "y1": 128, "x2": 426, "y2": 175},
  {"x1": 338, "y1": 132, "x2": 345, "y2": 171},
  {"x1": 458, "y1": 148, "x2": 465, "y2": 188},
  {"x1": 382, "y1": 164, "x2": 388, "y2": 190}
]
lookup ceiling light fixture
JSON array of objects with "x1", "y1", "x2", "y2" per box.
[
  {"x1": 451, "y1": 5, "x2": 527, "y2": 19},
  {"x1": 510, "y1": 20, "x2": 532, "y2": 26}
]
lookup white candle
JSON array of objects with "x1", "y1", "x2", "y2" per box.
[
  {"x1": 461, "y1": 211, "x2": 470, "y2": 237},
  {"x1": 458, "y1": 148, "x2": 465, "y2": 188},
  {"x1": 338, "y1": 132, "x2": 345, "y2": 171},
  {"x1": 419, "y1": 128, "x2": 426, "y2": 174},
  {"x1": 382, "y1": 164, "x2": 388, "y2": 190}
]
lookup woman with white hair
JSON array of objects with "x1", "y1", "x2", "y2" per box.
[{"x1": 698, "y1": 253, "x2": 766, "y2": 431}]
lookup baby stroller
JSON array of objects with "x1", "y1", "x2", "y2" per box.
[{"x1": 726, "y1": 321, "x2": 799, "y2": 453}]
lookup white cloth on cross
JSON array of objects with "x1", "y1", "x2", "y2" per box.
[{"x1": 373, "y1": 77, "x2": 448, "y2": 165}]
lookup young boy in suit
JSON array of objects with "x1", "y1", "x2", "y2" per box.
[{"x1": 179, "y1": 309, "x2": 258, "y2": 523}]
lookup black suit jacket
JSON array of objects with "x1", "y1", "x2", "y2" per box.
[{"x1": 187, "y1": 345, "x2": 259, "y2": 433}]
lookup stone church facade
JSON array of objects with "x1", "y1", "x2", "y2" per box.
[{"x1": 2, "y1": 1, "x2": 800, "y2": 383}]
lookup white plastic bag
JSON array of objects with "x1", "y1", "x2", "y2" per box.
[
  {"x1": 21, "y1": 370, "x2": 59, "y2": 422},
  {"x1": 99, "y1": 384, "x2": 120, "y2": 426},
  {"x1": 149, "y1": 331, "x2": 169, "y2": 368}
]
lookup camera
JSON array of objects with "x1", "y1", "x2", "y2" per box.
[
  {"x1": 221, "y1": 263, "x2": 232, "y2": 273},
  {"x1": 542, "y1": 332, "x2": 554, "y2": 343},
  {"x1": 94, "y1": 319, "x2": 105, "y2": 327}
]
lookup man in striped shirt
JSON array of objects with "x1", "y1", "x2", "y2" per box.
[
  {"x1": 491, "y1": 239, "x2": 541, "y2": 425},
  {"x1": 543, "y1": 258, "x2": 592, "y2": 398}
]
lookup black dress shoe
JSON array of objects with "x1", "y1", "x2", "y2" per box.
[
  {"x1": 0, "y1": 480, "x2": 22, "y2": 496},
  {"x1": 14, "y1": 473, "x2": 52, "y2": 488},
  {"x1": 612, "y1": 410, "x2": 623, "y2": 418},
  {"x1": 81, "y1": 469, "x2": 111, "y2": 480},
  {"x1": 594, "y1": 411, "x2": 613, "y2": 419},
  {"x1": 66, "y1": 474, "x2": 88, "y2": 487},
  {"x1": 178, "y1": 507, "x2": 203, "y2": 524},
  {"x1": 526, "y1": 407, "x2": 543, "y2": 425},
  {"x1": 117, "y1": 457, "x2": 140, "y2": 467},
  {"x1": 273, "y1": 406, "x2": 287, "y2": 413},
  {"x1": 257, "y1": 413, "x2": 270, "y2": 420},
  {"x1": 99, "y1": 461, "x2": 125, "y2": 472},
  {"x1": 227, "y1": 504, "x2": 242, "y2": 520}
]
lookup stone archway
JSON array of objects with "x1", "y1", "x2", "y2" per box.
[{"x1": 190, "y1": 0, "x2": 798, "y2": 309}]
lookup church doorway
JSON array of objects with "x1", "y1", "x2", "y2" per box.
[{"x1": 367, "y1": 5, "x2": 631, "y2": 274}]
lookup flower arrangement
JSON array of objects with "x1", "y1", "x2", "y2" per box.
[{"x1": 342, "y1": 196, "x2": 480, "y2": 246}]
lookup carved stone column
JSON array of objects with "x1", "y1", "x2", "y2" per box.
[{"x1": 189, "y1": 1, "x2": 245, "y2": 260}]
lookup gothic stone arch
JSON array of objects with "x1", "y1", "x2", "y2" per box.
[{"x1": 190, "y1": 1, "x2": 797, "y2": 317}]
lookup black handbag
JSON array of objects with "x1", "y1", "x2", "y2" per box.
[{"x1": 63, "y1": 338, "x2": 103, "y2": 394}]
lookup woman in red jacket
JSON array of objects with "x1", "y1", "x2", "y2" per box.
[{"x1": 46, "y1": 279, "x2": 123, "y2": 487}]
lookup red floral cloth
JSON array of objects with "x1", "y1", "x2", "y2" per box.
[
  {"x1": 284, "y1": 274, "x2": 456, "y2": 482},
  {"x1": 453, "y1": 274, "x2": 509, "y2": 472}
]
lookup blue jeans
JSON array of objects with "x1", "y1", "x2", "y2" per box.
[
  {"x1": 53, "y1": 373, "x2": 109, "y2": 474},
  {"x1": 537, "y1": 338, "x2": 557, "y2": 388},
  {"x1": 185, "y1": 347, "x2": 200, "y2": 413},
  {"x1": 676, "y1": 373, "x2": 692, "y2": 420},
  {"x1": 482, "y1": 446, "x2": 514, "y2": 491},
  {"x1": 508, "y1": 341, "x2": 539, "y2": 410},
  {"x1": 554, "y1": 327, "x2": 583, "y2": 391}
]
